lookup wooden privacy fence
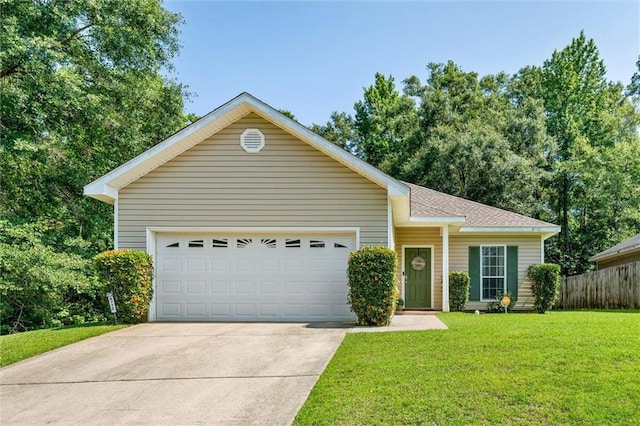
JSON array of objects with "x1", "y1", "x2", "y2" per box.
[{"x1": 555, "y1": 261, "x2": 640, "y2": 309}]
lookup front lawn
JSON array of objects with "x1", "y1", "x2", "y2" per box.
[
  {"x1": 295, "y1": 311, "x2": 640, "y2": 425},
  {"x1": 0, "y1": 323, "x2": 127, "y2": 367}
]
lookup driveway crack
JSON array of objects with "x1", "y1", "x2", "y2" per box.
[{"x1": 0, "y1": 374, "x2": 320, "y2": 386}]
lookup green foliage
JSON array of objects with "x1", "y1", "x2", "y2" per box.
[
  {"x1": 315, "y1": 32, "x2": 640, "y2": 276},
  {"x1": 528, "y1": 263, "x2": 561, "y2": 313},
  {"x1": 347, "y1": 246, "x2": 398, "y2": 326},
  {"x1": 486, "y1": 290, "x2": 516, "y2": 313},
  {"x1": 514, "y1": 32, "x2": 640, "y2": 275},
  {"x1": 93, "y1": 250, "x2": 154, "y2": 323},
  {"x1": 0, "y1": 0, "x2": 190, "y2": 252},
  {"x1": 448, "y1": 271, "x2": 470, "y2": 311},
  {"x1": 0, "y1": 221, "x2": 106, "y2": 334}
]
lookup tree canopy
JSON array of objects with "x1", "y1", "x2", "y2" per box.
[
  {"x1": 313, "y1": 32, "x2": 640, "y2": 275},
  {"x1": 0, "y1": 0, "x2": 191, "y2": 251}
]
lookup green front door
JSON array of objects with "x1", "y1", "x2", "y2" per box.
[{"x1": 404, "y1": 247, "x2": 432, "y2": 308}]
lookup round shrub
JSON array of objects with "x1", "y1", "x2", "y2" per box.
[
  {"x1": 93, "y1": 250, "x2": 153, "y2": 323},
  {"x1": 347, "y1": 246, "x2": 398, "y2": 326},
  {"x1": 449, "y1": 271, "x2": 470, "y2": 311},
  {"x1": 528, "y1": 263, "x2": 561, "y2": 313}
]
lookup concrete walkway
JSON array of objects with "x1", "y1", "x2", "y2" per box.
[{"x1": 0, "y1": 315, "x2": 446, "y2": 425}]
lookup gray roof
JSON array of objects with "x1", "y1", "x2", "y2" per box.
[
  {"x1": 405, "y1": 182, "x2": 557, "y2": 228},
  {"x1": 589, "y1": 233, "x2": 640, "y2": 262}
]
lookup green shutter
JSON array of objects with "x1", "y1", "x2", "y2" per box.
[
  {"x1": 507, "y1": 246, "x2": 518, "y2": 300},
  {"x1": 469, "y1": 246, "x2": 480, "y2": 301}
]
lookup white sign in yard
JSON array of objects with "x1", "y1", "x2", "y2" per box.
[{"x1": 106, "y1": 291, "x2": 117, "y2": 314}]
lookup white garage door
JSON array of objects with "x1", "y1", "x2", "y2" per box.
[{"x1": 155, "y1": 233, "x2": 356, "y2": 322}]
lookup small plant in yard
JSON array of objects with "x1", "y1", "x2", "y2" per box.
[
  {"x1": 347, "y1": 246, "x2": 398, "y2": 326},
  {"x1": 486, "y1": 290, "x2": 515, "y2": 313},
  {"x1": 93, "y1": 250, "x2": 153, "y2": 323},
  {"x1": 396, "y1": 298, "x2": 404, "y2": 311},
  {"x1": 528, "y1": 263, "x2": 561, "y2": 313},
  {"x1": 449, "y1": 271, "x2": 470, "y2": 311}
]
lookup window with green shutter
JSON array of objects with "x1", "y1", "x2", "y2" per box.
[{"x1": 469, "y1": 245, "x2": 518, "y2": 301}]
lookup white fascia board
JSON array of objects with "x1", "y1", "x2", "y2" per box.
[
  {"x1": 146, "y1": 226, "x2": 361, "y2": 234},
  {"x1": 460, "y1": 226, "x2": 561, "y2": 235},
  {"x1": 83, "y1": 182, "x2": 118, "y2": 204},
  {"x1": 409, "y1": 216, "x2": 466, "y2": 224},
  {"x1": 589, "y1": 246, "x2": 640, "y2": 262},
  {"x1": 394, "y1": 216, "x2": 466, "y2": 227}
]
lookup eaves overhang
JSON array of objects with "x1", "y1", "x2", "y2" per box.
[
  {"x1": 459, "y1": 226, "x2": 561, "y2": 240},
  {"x1": 589, "y1": 246, "x2": 640, "y2": 263},
  {"x1": 83, "y1": 92, "x2": 409, "y2": 204}
]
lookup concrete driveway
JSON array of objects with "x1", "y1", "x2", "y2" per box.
[{"x1": 0, "y1": 323, "x2": 347, "y2": 425}]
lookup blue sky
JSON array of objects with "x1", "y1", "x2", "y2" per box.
[{"x1": 164, "y1": 1, "x2": 639, "y2": 126}]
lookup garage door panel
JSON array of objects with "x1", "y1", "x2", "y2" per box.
[
  {"x1": 235, "y1": 281, "x2": 254, "y2": 294},
  {"x1": 284, "y1": 258, "x2": 304, "y2": 271},
  {"x1": 156, "y1": 233, "x2": 357, "y2": 321},
  {"x1": 186, "y1": 258, "x2": 207, "y2": 272},
  {"x1": 332, "y1": 281, "x2": 349, "y2": 295},
  {"x1": 235, "y1": 304, "x2": 255, "y2": 316},
  {"x1": 211, "y1": 281, "x2": 230, "y2": 294},
  {"x1": 161, "y1": 258, "x2": 181, "y2": 272},
  {"x1": 211, "y1": 303, "x2": 230, "y2": 316},
  {"x1": 307, "y1": 281, "x2": 330, "y2": 295},
  {"x1": 185, "y1": 281, "x2": 206, "y2": 294},
  {"x1": 260, "y1": 281, "x2": 279, "y2": 294},
  {"x1": 235, "y1": 258, "x2": 254, "y2": 271},
  {"x1": 259, "y1": 304, "x2": 279, "y2": 316},
  {"x1": 160, "y1": 281, "x2": 181, "y2": 294},
  {"x1": 259, "y1": 258, "x2": 279, "y2": 272},
  {"x1": 161, "y1": 303, "x2": 182, "y2": 317},
  {"x1": 283, "y1": 281, "x2": 303, "y2": 294},
  {"x1": 283, "y1": 304, "x2": 303, "y2": 317},
  {"x1": 186, "y1": 303, "x2": 206, "y2": 317},
  {"x1": 211, "y1": 258, "x2": 231, "y2": 271}
]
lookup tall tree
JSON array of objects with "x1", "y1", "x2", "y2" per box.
[
  {"x1": 352, "y1": 73, "x2": 419, "y2": 174},
  {"x1": 310, "y1": 111, "x2": 357, "y2": 153},
  {"x1": 401, "y1": 63, "x2": 553, "y2": 218},
  {"x1": 0, "y1": 0, "x2": 190, "y2": 251},
  {"x1": 513, "y1": 31, "x2": 640, "y2": 273}
]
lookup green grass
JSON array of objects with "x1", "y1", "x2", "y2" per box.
[
  {"x1": 295, "y1": 311, "x2": 640, "y2": 425},
  {"x1": 0, "y1": 323, "x2": 127, "y2": 367}
]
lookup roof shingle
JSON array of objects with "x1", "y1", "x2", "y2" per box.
[
  {"x1": 405, "y1": 182, "x2": 557, "y2": 228},
  {"x1": 590, "y1": 233, "x2": 640, "y2": 261}
]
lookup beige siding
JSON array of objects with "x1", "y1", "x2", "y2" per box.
[
  {"x1": 395, "y1": 228, "x2": 443, "y2": 310},
  {"x1": 449, "y1": 234, "x2": 542, "y2": 310},
  {"x1": 118, "y1": 113, "x2": 388, "y2": 249}
]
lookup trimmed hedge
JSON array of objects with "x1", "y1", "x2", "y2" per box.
[
  {"x1": 449, "y1": 271, "x2": 470, "y2": 311},
  {"x1": 93, "y1": 250, "x2": 153, "y2": 323},
  {"x1": 528, "y1": 263, "x2": 561, "y2": 313},
  {"x1": 347, "y1": 246, "x2": 398, "y2": 326}
]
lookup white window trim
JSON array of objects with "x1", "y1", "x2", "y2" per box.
[{"x1": 480, "y1": 244, "x2": 507, "y2": 302}]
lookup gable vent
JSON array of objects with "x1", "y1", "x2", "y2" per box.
[{"x1": 240, "y1": 128, "x2": 265, "y2": 153}]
